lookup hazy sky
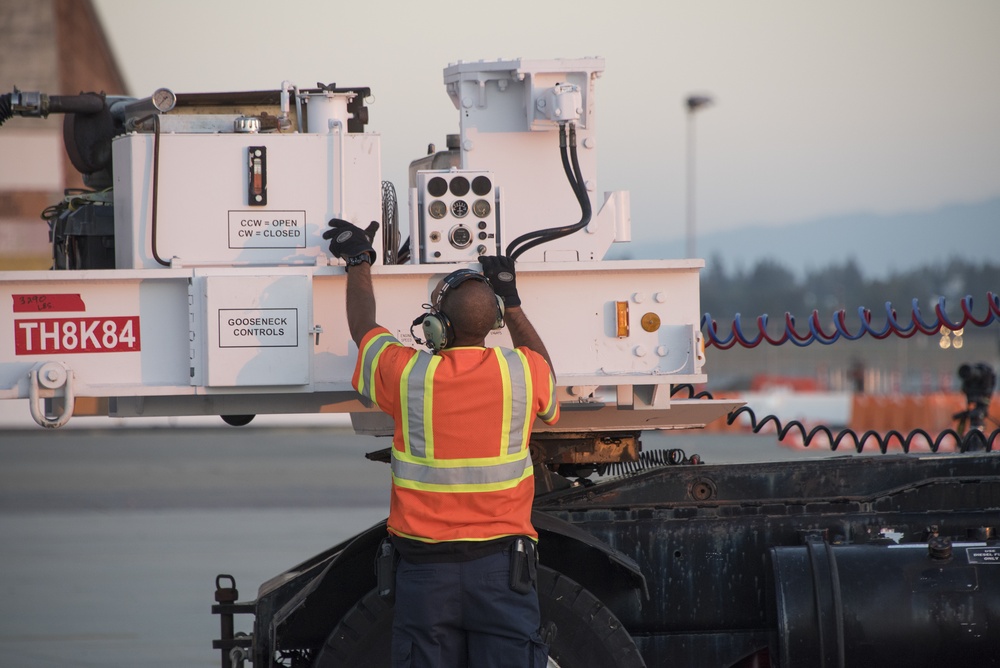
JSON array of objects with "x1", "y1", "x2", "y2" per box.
[{"x1": 93, "y1": 0, "x2": 1000, "y2": 248}]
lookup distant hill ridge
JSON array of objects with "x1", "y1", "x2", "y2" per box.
[{"x1": 609, "y1": 196, "x2": 1000, "y2": 279}]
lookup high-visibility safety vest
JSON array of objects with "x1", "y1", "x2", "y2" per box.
[{"x1": 353, "y1": 327, "x2": 560, "y2": 543}]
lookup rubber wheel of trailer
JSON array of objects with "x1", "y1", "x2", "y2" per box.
[
  {"x1": 220, "y1": 414, "x2": 255, "y2": 426},
  {"x1": 312, "y1": 566, "x2": 646, "y2": 668}
]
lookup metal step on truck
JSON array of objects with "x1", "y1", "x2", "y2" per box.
[{"x1": 2, "y1": 57, "x2": 998, "y2": 667}]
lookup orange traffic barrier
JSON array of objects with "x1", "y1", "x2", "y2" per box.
[{"x1": 849, "y1": 393, "x2": 966, "y2": 434}]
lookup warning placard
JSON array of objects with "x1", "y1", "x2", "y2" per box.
[
  {"x1": 967, "y1": 547, "x2": 1000, "y2": 564},
  {"x1": 228, "y1": 211, "x2": 307, "y2": 249},
  {"x1": 218, "y1": 309, "x2": 298, "y2": 348}
]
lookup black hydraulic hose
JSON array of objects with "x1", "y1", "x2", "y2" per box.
[
  {"x1": 560, "y1": 122, "x2": 580, "y2": 194},
  {"x1": 560, "y1": 122, "x2": 589, "y2": 207},
  {"x1": 562, "y1": 126, "x2": 593, "y2": 223},
  {"x1": 507, "y1": 124, "x2": 592, "y2": 259},
  {"x1": 510, "y1": 146, "x2": 591, "y2": 258},
  {"x1": 46, "y1": 93, "x2": 106, "y2": 115},
  {"x1": 505, "y1": 124, "x2": 580, "y2": 257},
  {"x1": 0, "y1": 94, "x2": 12, "y2": 126},
  {"x1": 0, "y1": 91, "x2": 105, "y2": 125},
  {"x1": 507, "y1": 123, "x2": 593, "y2": 261},
  {"x1": 504, "y1": 127, "x2": 568, "y2": 256}
]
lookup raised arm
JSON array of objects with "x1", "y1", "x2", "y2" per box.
[
  {"x1": 345, "y1": 262, "x2": 378, "y2": 347},
  {"x1": 503, "y1": 305, "x2": 554, "y2": 374},
  {"x1": 324, "y1": 218, "x2": 379, "y2": 347},
  {"x1": 479, "y1": 255, "x2": 555, "y2": 376}
]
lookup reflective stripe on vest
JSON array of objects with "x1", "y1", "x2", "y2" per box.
[
  {"x1": 358, "y1": 332, "x2": 397, "y2": 409},
  {"x1": 400, "y1": 352, "x2": 439, "y2": 458},
  {"x1": 391, "y1": 346, "x2": 535, "y2": 492},
  {"x1": 391, "y1": 451, "x2": 533, "y2": 493},
  {"x1": 539, "y1": 371, "x2": 558, "y2": 423},
  {"x1": 497, "y1": 347, "x2": 530, "y2": 456}
]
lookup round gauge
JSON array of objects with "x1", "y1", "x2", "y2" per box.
[
  {"x1": 428, "y1": 200, "x2": 448, "y2": 219},
  {"x1": 427, "y1": 177, "x2": 448, "y2": 197},
  {"x1": 471, "y1": 175, "x2": 492, "y2": 196},
  {"x1": 449, "y1": 176, "x2": 471, "y2": 197},
  {"x1": 472, "y1": 199, "x2": 491, "y2": 218},
  {"x1": 451, "y1": 200, "x2": 469, "y2": 218},
  {"x1": 152, "y1": 88, "x2": 177, "y2": 112},
  {"x1": 449, "y1": 225, "x2": 472, "y2": 248}
]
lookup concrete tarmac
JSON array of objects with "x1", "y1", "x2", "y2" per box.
[
  {"x1": 0, "y1": 425, "x2": 848, "y2": 667},
  {"x1": 0, "y1": 426, "x2": 391, "y2": 667}
]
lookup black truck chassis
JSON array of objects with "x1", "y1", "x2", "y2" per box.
[{"x1": 213, "y1": 450, "x2": 1000, "y2": 668}]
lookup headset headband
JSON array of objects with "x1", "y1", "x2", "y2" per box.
[
  {"x1": 410, "y1": 269, "x2": 505, "y2": 352},
  {"x1": 432, "y1": 269, "x2": 493, "y2": 312}
]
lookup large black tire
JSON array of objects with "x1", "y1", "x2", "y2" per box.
[
  {"x1": 313, "y1": 586, "x2": 393, "y2": 668},
  {"x1": 537, "y1": 567, "x2": 647, "y2": 668},
  {"x1": 313, "y1": 566, "x2": 645, "y2": 667}
]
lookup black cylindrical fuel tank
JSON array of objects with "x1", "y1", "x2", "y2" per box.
[{"x1": 770, "y1": 540, "x2": 1000, "y2": 667}]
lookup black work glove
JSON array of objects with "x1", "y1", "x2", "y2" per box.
[
  {"x1": 323, "y1": 219, "x2": 378, "y2": 265},
  {"x1": 479, "y1": 255, "x2": 521, "y2": 307}
]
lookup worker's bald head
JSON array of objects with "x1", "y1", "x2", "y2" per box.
[{"x1": 441, "y1": 279, "x2": 499, "y2": 344}]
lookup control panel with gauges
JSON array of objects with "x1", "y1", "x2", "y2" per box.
[{"x1": 412, "y1": 169, "x2": 502, "y2": 263}]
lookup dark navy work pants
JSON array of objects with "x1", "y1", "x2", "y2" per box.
[{"x1": 391, "y1": 547, "x2": 548, "y2": 667}]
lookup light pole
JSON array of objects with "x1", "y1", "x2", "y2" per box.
[{"x1": 685, "y1": 94, "x2": 713, "y2": 259}]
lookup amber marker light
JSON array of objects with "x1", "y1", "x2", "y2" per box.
[{"x1": 616, "y1": 301, "x2": 630, "y2": 338}]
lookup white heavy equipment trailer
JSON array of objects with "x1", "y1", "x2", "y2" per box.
[
  {"x1": 1, "y1": 57, "x2": 734, "y2": 435},
  {"x1": 3, "y1": 59, "x2": 999, "y2": 668}
]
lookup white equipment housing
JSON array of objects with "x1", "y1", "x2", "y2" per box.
[
  {"x1": 0, "y1": 58, "x2": 738, "y2": 430},
  {"x1": 113, "y1": 132, "x2": 382, "y2": 269},
  {"x1": 431, "y1": 58, "x2": 628, "y2": 263}
]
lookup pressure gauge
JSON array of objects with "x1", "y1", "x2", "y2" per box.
[
  {"x1": 472, "y1": 199, "x2": 491, "y2": 218},
  {"x1": 449, "y1": 225, "x2": 472, "y2": 248},
  {"x1": 151, "y1": 88, "x2": 177, "y2": 113},
  {"x1": 451, "y1": 200, "x2": 469, "y2": 218},
  {"x1": 428, "y1": 200, "x2": 448, "y2": 219}
]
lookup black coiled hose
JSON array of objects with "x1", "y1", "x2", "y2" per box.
[
  {"x1": 728, "y1": 404, "x2": 1000, "y2": 454},
  {"x1": 670, "y1": 384, "x2": 998, "y2": 454}
]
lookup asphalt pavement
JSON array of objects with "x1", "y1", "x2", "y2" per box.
[
  {"x1": 0, "y1": 426, "x2": 391, "y2": 667},
  {"x1": 0, "y1": 425, "x2": 835, "y2": 667}
]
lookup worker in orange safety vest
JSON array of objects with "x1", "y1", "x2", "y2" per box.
[{"x1": 325, "y1": 218, "x2": 560, "y2": 667}]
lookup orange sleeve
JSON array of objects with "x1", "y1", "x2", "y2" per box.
[
  {"x1": 520, "y1": 347, "x2": 560, "y2": 425},
  {"x1": 352, "y1": 327, "x2": 415, "y2": 415}
]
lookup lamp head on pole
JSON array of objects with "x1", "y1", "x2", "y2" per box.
[{"x1": 686, "y1": 95, "x2": 714, "y2": 113}]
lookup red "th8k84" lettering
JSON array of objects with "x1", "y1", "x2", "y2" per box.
[{"x1": 14, "y1": 317, "x2": 141, "y2": 355}]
